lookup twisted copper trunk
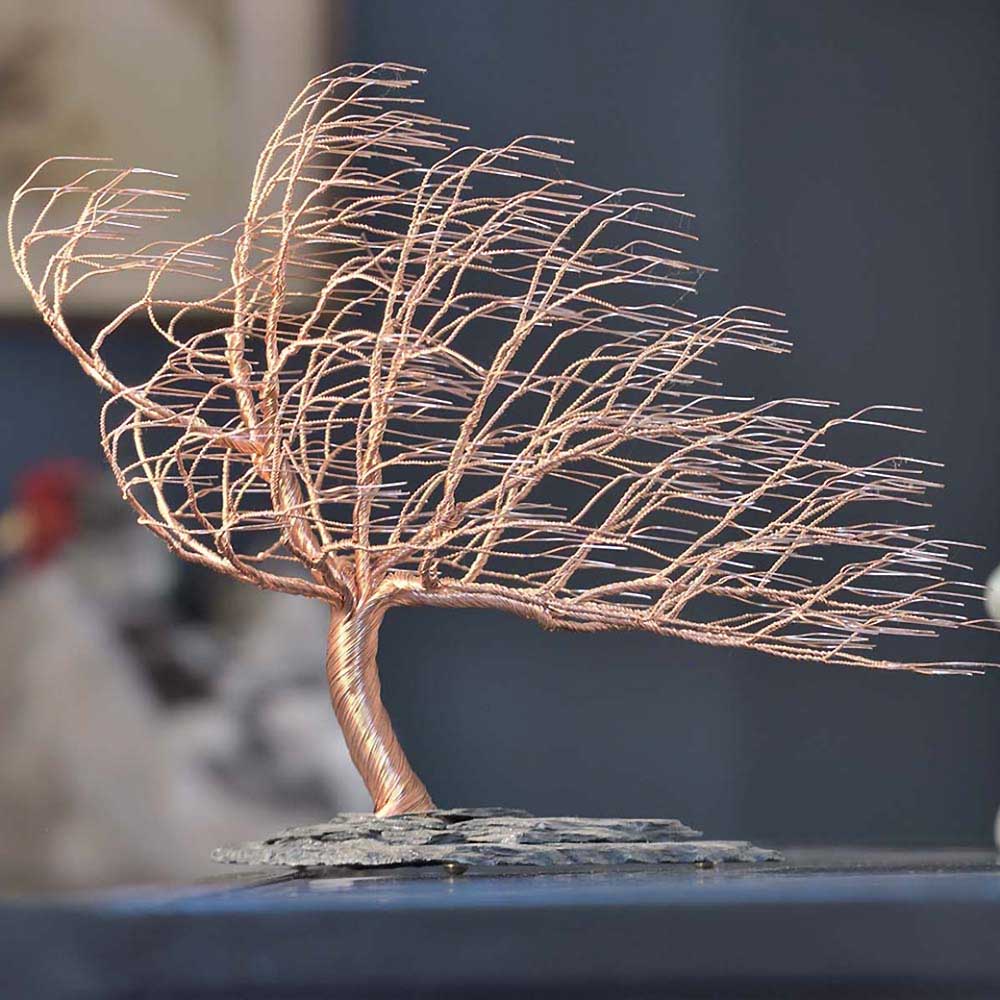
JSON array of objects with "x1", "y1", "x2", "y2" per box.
[{"x1": 325, "y1": 604, "x2": 435, "y2": 816}]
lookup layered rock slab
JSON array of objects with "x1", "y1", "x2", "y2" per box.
[{"x1": 213, "y1": 808, "x2": 780, "y2": 868}]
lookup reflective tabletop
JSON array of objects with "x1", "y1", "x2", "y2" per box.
[{"x1": 4, "y1": 848, "x2": 1000, "y2": 999}]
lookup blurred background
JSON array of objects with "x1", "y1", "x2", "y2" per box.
[{"x1": 1, "y1": 0, "x2": 998, "y2": 891}]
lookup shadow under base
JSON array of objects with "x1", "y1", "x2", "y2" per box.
[{"x1": 212, "y1": 807, "x2": 780, "y2": 869}]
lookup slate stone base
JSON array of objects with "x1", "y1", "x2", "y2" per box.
[{"x1": 212, "y1": 807, "x2": 781, "y2": 869}]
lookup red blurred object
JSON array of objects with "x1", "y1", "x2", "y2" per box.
[{"x1": 13, "y1": 459, "x2": 87, "y2": 566}]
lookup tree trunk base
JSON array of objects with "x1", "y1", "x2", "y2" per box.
[{"x1": 213, "y1": 808, "x2": 781, "y2": 869}]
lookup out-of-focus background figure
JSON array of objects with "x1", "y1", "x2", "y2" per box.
[
  {"x1": 0, "y1": 461, "x2": 368, "y2": 889},
  {"x1": 1, "y1": 0, "x2": 999, "y2": 890}
]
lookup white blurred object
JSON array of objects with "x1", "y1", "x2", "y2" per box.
[
  {"x1": 984, "y1": 564, "x2": 1000, "y2": 627},
  {"x1": 0, "y1": 556, "x2": 185, "y2": 888},
  {"x1": 986, "y1": 565, "x2": 1000, "y2": 850},
  {"x1": 0, "y1": 467, "x2": 369, "y2": 890}
]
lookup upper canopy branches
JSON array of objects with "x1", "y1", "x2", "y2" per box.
[{"x1": 9, "y1": 63, "x2": 993, "y2": 670}]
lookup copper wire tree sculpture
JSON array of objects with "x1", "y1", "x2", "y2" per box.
[{"x1": 9, "y1": 64, "x2": 991, "y2": 817}]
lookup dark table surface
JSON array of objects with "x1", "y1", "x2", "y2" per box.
[{"x1": 4, "y1": 847, "x2": 1000, "y2": 999}]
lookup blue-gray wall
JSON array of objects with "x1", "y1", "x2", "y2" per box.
[{"x1": 350, "y1": 0, "x2": 1000, "y2": 843}]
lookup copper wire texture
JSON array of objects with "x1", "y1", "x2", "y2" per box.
[{"x1": 8, "y1": 63, "x2": 995, "y2": 815}]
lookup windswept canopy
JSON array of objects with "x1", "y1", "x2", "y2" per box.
[{"x1": 9, "y1": 62, "x2": 991, "y2": 672}]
